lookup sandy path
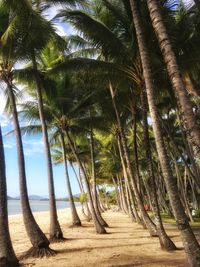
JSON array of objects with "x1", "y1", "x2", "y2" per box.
[{"x1": 9, "y1": 209, "x2": 189, "y2": 266}]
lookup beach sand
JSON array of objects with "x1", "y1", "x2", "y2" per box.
[{"x1": 9, "y1": 208, "x2": 189, "y2": 266}]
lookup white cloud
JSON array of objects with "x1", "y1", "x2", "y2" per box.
[
  {"x1": 44, "y1": 5, "x2": 59, "y2": 20},
  {"x1": 3, "y1": 137, "x2": 44, "y2": 156},
  {"x1": 23, "y1": 139, "x2": 43, "y2": 146},
  {"x1": 0, "y1": 114, "x2": 10, "y2": 128},
  {"x1": 24, "y1": 146, "x2": 43, "y2": 156},
  {"x1": 0, "y1": 91, "x2": 6, "y2": 115},
  {"x1": 55, "y1": 24, "x2": 66, "y2": 36},
  {"x1": 182, "y1": 0, "x2": 193, "y2": 6},
  {"x1": 23, "y1": 138, "x2": 44, "y2": 156},
  {"x1": 3, "y1": 142, "x2": 15, "y2": 149}
]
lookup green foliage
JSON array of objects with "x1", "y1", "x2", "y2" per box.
[
  {"x1": 79, "y1": 192, "x2": 88, "y2": 204},
  {"x1": 106, "y1": 190, "x2": 117, "y2": 205},
  {"x1": 193, "y1": 209, "x2": 200, "y2": 218}
]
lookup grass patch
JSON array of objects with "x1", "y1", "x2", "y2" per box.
[{"x1": 149, "y1": 212, "x2": 200, "y2": 229}]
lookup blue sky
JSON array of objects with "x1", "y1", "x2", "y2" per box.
[{"x1": 1, "y1": 107, "x2": 81, "y2": 198}]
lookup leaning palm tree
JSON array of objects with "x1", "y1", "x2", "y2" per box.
[
  {"x1": 89, "y1": 121, "x2": 108, "y2": 227},
  {"x1": 129, "y1": 0, "x2": 200, "y2": 265},
  {"x1": 46, "y1": 71, "x2": 107, "y2": 234},
  {"x1": 0, "y1": 3, "x2": 54, "y2": 258},
  {"x1": 0, "y1": 124, "x2": 19, "y2": 267},
  {"x1": 109, "y1": 83, "x2": 157, "y2": 236},
  {"x1": 17, "y1": 44, "x2": 82, "y2": 227},
  {"x1": 60, "y1": 133, "x2": 82, "y2": 226},
  {"x1": 31, "y1": 55, "x2": 65, "y2": 243},
  {"x1": 146, "y1": 0, "x2": 200, "y2": 168},
  {"x1": 6, "y1": 1, "x2": 65, "y2": 242},
  {"x1": 194, "y1": 0, "x2": 200, "y2": 10},
  {"x1": 65, "y1": 128, "x2": 107, "y2": 234},
  {"x1": 40, "y1": 69, "x2": 82, "y2": 227},
  {"x1": 17, "y1": 66, "x2": 107, "y2": 233}
]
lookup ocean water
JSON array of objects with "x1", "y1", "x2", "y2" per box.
[{"x1": 8, "y1": 200, "x2": 80, "y2": 216}]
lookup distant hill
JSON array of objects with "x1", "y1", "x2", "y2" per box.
[
  {"x1": 56, "y1": 194, "x2": 81, "y2": 202},
  {"x1": 7, "y1": 196, "x2": 14, "y2": 200},
  {"x1": 7, "y1": 195, "x2": 45, "y2": 200},
  {"x1": 7, "y1": 194, "x2": 80, "y2": 201},
  {"x1": 29, "y1": 195, "x2": 45, "y2": 200}
]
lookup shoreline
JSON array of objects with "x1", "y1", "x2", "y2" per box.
[
  {"x1": 7, "y1": 200, "x2": 81, "y2": 216},
  {"x1": 8, "y1": 207, "x2": 73, "y2": 218}
]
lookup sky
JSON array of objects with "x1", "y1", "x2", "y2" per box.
[{"x1": 0, "y1": 0, "x2": 194, "y2": 198}]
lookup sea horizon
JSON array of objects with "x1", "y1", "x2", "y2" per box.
[{"x1": 8, "y1": 199, "x2": 81, "y2": 216}]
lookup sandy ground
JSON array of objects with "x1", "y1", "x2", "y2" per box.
[{"x1": 8, "y1": 208, "x2": 193, "y2": 267}]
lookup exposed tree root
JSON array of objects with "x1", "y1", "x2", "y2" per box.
[
  {"x1": 20, "y1": 247, "x2": 56, "y2": 260},
  {"x1": 149, "y1": 231, "x2": 158, "y2": 237},
  {"x1": 0, "y1": 257, "x2": 19, "y2": 267},
  {"x1": 69, "y1": 219, "x2": 82, "y2": 227},
  {"x1": 95, "y1": 224, "x2": 107, "y2": 234},
  {"x1": 49, "y1": 236, "x2": 67, "y2": 244},
  {"x1": 130, "y1": 216, "x2": 136, "y2": 223},
  {"x1": 159, "y1": 234, "x2": 177, "y2": 251},
  {"x1": 102, "y1": 222, "x2": 109, "y2": 228},
  {"x1": 81, "y1": 209, "x2": 92, "y2": 222}
]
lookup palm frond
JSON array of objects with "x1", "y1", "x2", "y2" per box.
[{"x1": 56, "y1": 9, "x2": 130, "y2": 61}]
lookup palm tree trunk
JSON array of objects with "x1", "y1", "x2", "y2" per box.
[
  {"x1": 65, "y1": 130, "x2": 106, "y2": 234},
  {"x1": 71, "y1": 163, "x2": 92, "y2": 220},
  {"x1": 127, "y1": 182, "x2": 141, "y2": 223},
  {"x1": 90, "y1": 127, "x2": 108, "y2": 227},
  {"x1": 172, "y1": 154, "x2": 194, "y2": 222},
  {"x1": 130, "y1": 102, "x2": 141, "y2": 193},
  {"x1": 97, "y1": 187, "x2": 106, "y2": 212},
  {"x1": 117, "y1": 137, "x2": 141, "y2": 223},
  {"x1": 109, "y1": 84, "x2": 157, "y2": 236},
  {"x1": 111, "y1": 176, "x2": 121, "y2": 210},
  {"x1": 116, "y1": 174, "x2": 126, "y2": 212},
  {"x1": 118, "y1": 174, "x2": 129, "y2": 213},
  {"x1": 0, "y1": 125, "x2": 19, "y2": 267},
  {"x1": 140, "y1": 88, "x2": 176, "y2": 250},
  {"x1": 31, "y1": 53, "x2": 64, "y2": 242},
  {"x1": 70, "y1": 163, "x2": 82, "y2": 192},
  {"x1": 159, "y1": 114, "x2": 200, "y2": 188},
  {"x1": 60, "y1": 134, "x2": 81, "y2": 226},
  {"x1": 146, "y1": 0, "x2": 200, "y2": 167},
  {"x1": 6, "y1": 81, "x2": 54, "y2": 258},
  {"x1": 125, "y1": 178, "x2": 136, "y2": 221},
  {"x1": 130, "y1": 0, "x2": 200, "y2": 265},
  {"x1": 193, "y1": 0, "x2": 200, "y2": 11}
]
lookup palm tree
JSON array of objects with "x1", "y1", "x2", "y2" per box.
[
  {"x1": 193, "y1": 0, "x2": 200, "y2": 10},
  {"x1": 65, "y1": 128, "x2": 106, "y2": 234},
  {"x1": 60, "y1": 133, "x2": 82, "y2": 226},
  {"x1": 129, "y1": 0, "x2": 200, "y2": 265},
  {"x1": 0, "y1": 4, "x2": 54, "y2": 258},
  {"x1": 70, "y1": 162, "x2": 92, "y2": 220},
  {"x1": 146, "y1": 0, "x2": 200, "y2": 169},
  {"x1": 89, "y1": 117, "x2": 109, "y2": 227},
  {"x1": 0, "y1": 124, "x2": 19, "y2": 267},
  {"x1": 18, "y1": 64, "x2": 107, "y2": 233},
  {"x1": 31, "y1": 52, "x2": 64, "y2": 242},
  {"x1": 6, "y1": 0, "x2": 65, "y2": 242},
  {"x1": 109, "y1": 83, "x2": 157, "y2": 236},
  {"x1": 1, "y1": 0, "x2": 89, "y2": 245},
  {"x1": 45, "y1": 69, "x2": 83, "y2": 227},
  {"x1": 140, "y1": 87, "x2": 176, "y2": 250}
]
